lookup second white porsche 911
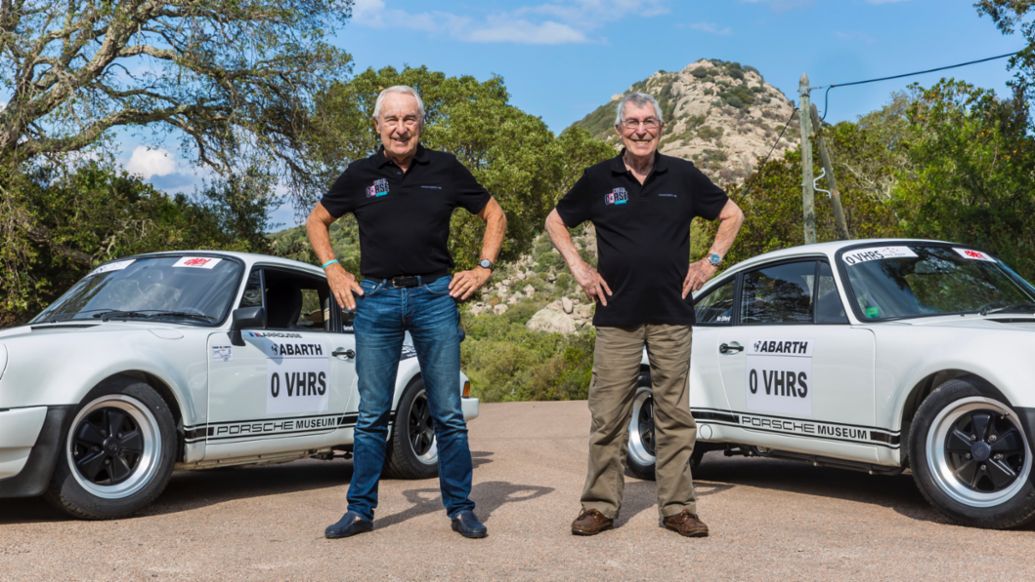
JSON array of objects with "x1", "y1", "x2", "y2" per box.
[{"x1": 627, "y1": 239, "x2": 1035, "y2": 529}]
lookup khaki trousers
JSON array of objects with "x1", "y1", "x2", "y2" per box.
[{"x1": 580, "y1": 324, "x2": 697, "y2": 519}]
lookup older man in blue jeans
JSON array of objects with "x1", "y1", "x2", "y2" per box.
[{"x1": 307, "y1": 85, "x2": 506, "y2": 539}]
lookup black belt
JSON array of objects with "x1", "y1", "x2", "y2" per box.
[{"x1": 371, "y1": 273, "x2": 448, "y2": 288}]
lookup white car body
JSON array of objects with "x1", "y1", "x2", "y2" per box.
[
  {"x1": 0, "y1": 251, "x2": 478, "y2": 518},
  {"x1": 629, "y1": 239, "x2": 1035, "y2": 528}
]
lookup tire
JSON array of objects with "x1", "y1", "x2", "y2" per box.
[
  {"x1": 626, "y1": 374, "x2": 707, "y2": 481},
  {"x1": 45, "y1": 380, "x2": 177, "y2": 519},
  {"x1": 626, "y1": 381, "x2": 657, "y2": 480},
  {"x1": 385, "y1": 379, "x2": 439, "y2": 479},
  {"x1": 908, "y1": 379, "x2": 1035, "y2": 529}
]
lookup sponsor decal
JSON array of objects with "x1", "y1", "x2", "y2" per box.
[
  {"x1": 185, "y1": 413, "x2": 356, "y2": 442},
  {"x1": 746, "y1": 338, "x2": 813, "y2": 417},
  {"x1": 211, "y1": 345, "x2": 232, "y2": 362},
  {"x1": 604, "y1": 187, "x2": 629, "y2": 206},
  {"x1": 262, "y1": 339, "x2": 330, "y2": 414},
  {"x1": 953, "y1": 247, "x2": 995, "y2": 262},
  {"x1": 248, "y1": 330, "x2": 302, "y2": 339},
  {"x1": 691, "y1": 407, "x2": 901, "y2": 449},
  {"x1": 842, "y1": 246, "x2": 917, "y2": 266},
  {"x1": 401, "y1": 344, "x2": 417, "y2": 360},
  {"x1": 365, "y1": 178, "x2": 390, "y2": 198},
  {"x1": 173, "y1": 256, "x2": 222, "y2": 269},
  {"x1": 89, "y1": 259, "x2": 135, "y2": 276}
]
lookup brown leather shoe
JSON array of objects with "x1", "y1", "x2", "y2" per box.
[
  {"x1": 571, "y1": 508, "x2": 614, "y2": 536},
  {"x1": 661, "y1": 510, "x2": 709, "y2": 537}
]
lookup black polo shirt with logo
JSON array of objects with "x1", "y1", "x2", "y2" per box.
[
  {"x1": 556, "y1": 151, "x2": 728, "y2": 327},
  {"x1": 320, "y1": 145, "x2": 490, "y2": 278}
]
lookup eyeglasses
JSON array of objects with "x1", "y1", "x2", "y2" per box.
[{"x1": 619, "y1": 117, "x2": 661, "y2": 130}]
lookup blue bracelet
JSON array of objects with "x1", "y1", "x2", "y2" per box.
[{"x1": 321, "y1": 259, "x2": 339, "y2": 269}]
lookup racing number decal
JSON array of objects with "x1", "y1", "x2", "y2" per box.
[
  {"x1": 745, "y1": 339, "x2": 813, "y2": 417},
  {"x1": 264, "y1": 339, "x2": 330, "y2": 414}
]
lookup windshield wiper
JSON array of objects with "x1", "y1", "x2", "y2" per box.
[
  {"x1": 93, "y1": 309, "x2": 215, "y2": 323},
  {"x1": 978, "y1": 301, "x2": 1035, "y2": 316}
]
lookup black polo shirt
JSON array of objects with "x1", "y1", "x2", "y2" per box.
[
  {"x1": 320, "y1": 145, "x2": 490, "y2": 278},
  {"x1": 556, "y1": 150, "x2": 728, "y2": 327}
]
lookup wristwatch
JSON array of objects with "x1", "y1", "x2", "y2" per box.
[
  {"x1": 707, "y1": 252, "x2": 722, "y2": 267},
  {"x1": 478, "y1": 258, "x2": 495, "y2": 271}
]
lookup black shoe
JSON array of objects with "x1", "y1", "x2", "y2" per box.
[
  {"x1": 324, "y1": 510, "x2": 373, "y2": 539},
  {"x1": 450, "y1": 510, "x2": 488, "y2": 539}
]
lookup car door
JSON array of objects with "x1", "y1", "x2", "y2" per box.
[
  {"x1": 711, "y1": 259, "x2": 881, "y2": 462},
  {"x1": 203, "y1": 265, "x2": 358, "y2": 460}
]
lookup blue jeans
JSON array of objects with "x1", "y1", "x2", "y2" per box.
[{"x1": 346, "y1": 275, "x2": 475, "y2": 520}]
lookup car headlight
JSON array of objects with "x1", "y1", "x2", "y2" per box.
[{"x1": 0, "y1": 344, "x2": 6, "y2": 380}]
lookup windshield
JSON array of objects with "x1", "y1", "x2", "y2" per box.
[
  {"x1": 32, "y1": 255, "x2": 244, "y2": 325},
  {"x1": 840, "y1": 244, "x2": 1035, "y2": 321}
]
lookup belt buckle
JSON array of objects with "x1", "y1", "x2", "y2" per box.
[{"x1": 391, "y1": 275, "x2": 419, "y2": 288}]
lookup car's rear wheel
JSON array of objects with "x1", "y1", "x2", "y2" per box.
[
  {"x1": 627, "y1": 382, "x2": 657, "y2": 480},
  {"x1": 46, "y1": 380, "x2": 177, "y2": 519},
  {"x1": 385, "y1": 379, "x2": 439, "y2": 479},
  {"x1": 626, "y1": 374, "x2": 705, "y2": 481},
  {"x1": 909, "y1": 379, "x2": 1035, "y2": 528}
]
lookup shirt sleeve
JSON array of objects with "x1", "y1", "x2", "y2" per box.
[
  {"x1": 449, "y1": 156, "x2": 491, "y2": 214},
  {"x1": 319, "y1": 164, "x2": 361, "y2": 219},
  {"x1": 689, "y1": 165, "x2": 728, "y2": 221},
  {"x1": 555, "y1": 169, "x2": 594, "y2": 228}
]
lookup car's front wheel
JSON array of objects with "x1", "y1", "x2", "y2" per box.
[
  {"x1": 45, "y1": 380, "x2": 177, "y2": 519},
  {"x1": 909, "y1": 379, "x2": 1035, "y2": 528},
  {"x1": 384, "y1": 379, "x2": 439, "y2": 479}
]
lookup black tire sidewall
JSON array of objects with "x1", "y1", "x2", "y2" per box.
[
  {"x1": 908, "y1": 379, "x2": 1035, "y2": 529},
  {"x1": 385, "y1": 379, "x2": 439, "y2": 480},
  {"x1": 46, "y1": 380, "x2": 177, "y2": 519}
]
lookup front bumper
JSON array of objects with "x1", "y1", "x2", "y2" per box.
[
  {"x1": 0, "y1": 406, "x2": 73, "y2": 497},
  {"x1": 461, "y1": 397, "x2": 480, "y2": 421}
]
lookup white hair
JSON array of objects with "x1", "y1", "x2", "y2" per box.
[
  {"x1": 373, "y1": 85, "x2": 426, "y2": 121},
  {"x1": 614, "y1": 92, "x2": 664, "y2": 126}
]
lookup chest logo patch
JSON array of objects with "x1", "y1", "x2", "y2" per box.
[
  {"x1": 604, "y1": 187, "x2": 629, "y2": 206},
  {"x1": 366, "y1": 178, "x2": 390, "y2": 198}
]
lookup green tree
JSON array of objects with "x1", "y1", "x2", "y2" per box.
[
  {"x1": 305, "y1": 66, "x2": 614, "y2": 269},
  {"x1": 0, "y1": 161, "x2": 274, "y2": 325},
  {"x1": 891, "y1": 80, "x2": 1035, "y2": 277},
  {"x1": 0, "y1": 0, "x2": 352, "y2": 179}
]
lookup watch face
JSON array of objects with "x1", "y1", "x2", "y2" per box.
[
  {"x1": 479, "y1": 259, "x2": 493, "y2": 269},
  {"x1": 708, "y1": 253, "x2": 721, "y2": 266}
]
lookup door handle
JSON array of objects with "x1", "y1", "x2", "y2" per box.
[
  {"x1": 333, "y1": 348, "x2": 356, "y2": 360},
  {"x1": 719, "y1": 342, "x2": 744, "y2": 354}
]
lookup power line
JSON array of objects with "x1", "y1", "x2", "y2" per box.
[
  {"x1": 812, "y1": 50, "x2": 1022, "y2": 120},
  {"x1": 740, "y1": 107, "x2": 798, "y2": 198}
]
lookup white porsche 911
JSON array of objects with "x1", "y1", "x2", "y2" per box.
[
  {"x1": 627, "y1": 239, "x2": 1035, "y2": 529},
  {"x1": 0, "y1": 251, "x2": 478, "y2": 519}
]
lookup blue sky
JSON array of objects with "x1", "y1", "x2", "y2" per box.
[{"x1": 90, "y1": 0, "x2": 1027, "y2": 226}]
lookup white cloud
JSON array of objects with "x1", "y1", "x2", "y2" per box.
[
  {"x1": 467, "y1": 19, "x2": 588, "y2": 44},
  {"x1": 739, "y1": 0, "x2": 813, "y2": 12},
  {"x1": 349, "y1": 0, "x2": 669, "y2": 45},
  {"x1": 683, "y1": 21, "x2": 733, "y2": 36},
  {"x1": 126, "y1": 146, "x2": 176, "y2": 179}
]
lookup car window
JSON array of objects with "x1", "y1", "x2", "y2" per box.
[
  {"x1": 841, "y1": 244, "x2": 1035, "y2": 320},
  {"x1": 695, "y1": 278, "x2": 735, "y2": 325},
  {"x1": 741, "y1": 261, "x2": 815, "y2": 325},
  {"x1": 246, "y1": 268, "x2": 334, "y2": 332},
  {"x1": 814, "y1": 262, "x2": 848, "y2": 324}
]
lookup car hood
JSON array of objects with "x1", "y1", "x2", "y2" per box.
[
  {"x1": 0, "y1": 321, "x2": 191, "y2": 341},
  {"x1": 897, "y1": 314, "x2": 1035, "y2": 331}
]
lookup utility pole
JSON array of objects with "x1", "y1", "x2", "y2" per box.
[
  {"x1": 810, "y1": 104, "x2": 852, "y2": 240},
  {"x1": 798, "y1": 74, "x2": 816, "y2": 244}
]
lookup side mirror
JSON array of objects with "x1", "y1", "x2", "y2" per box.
[{"x1": 230, "y1": 306, "x2": 265, "y2": 346}]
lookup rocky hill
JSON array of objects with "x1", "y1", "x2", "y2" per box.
[{"x1": 572, "y1": 59, "x2": 797, "y2": 185}]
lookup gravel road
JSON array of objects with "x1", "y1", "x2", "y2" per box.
[{"x1": 2, "y1": 400, "x2": 1033, "y2": 581}]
